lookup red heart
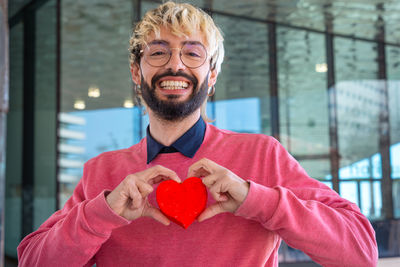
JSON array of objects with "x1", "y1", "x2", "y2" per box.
[{"x1": 156, "y1": 177, "x2": 207, "y2": 229}]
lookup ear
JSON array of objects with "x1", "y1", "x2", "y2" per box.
[
  {"x1": 130, "y1": 63, "x2": 141, "y2": 85},
  {"x1": 208, "y1": 68, "x2": 218, "y2": 87}
]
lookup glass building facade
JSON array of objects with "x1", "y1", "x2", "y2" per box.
[{"x1": 5, "y1": 0, "x2": 400, "y2": 265}]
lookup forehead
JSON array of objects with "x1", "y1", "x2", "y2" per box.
[{"x1": 145, "y1": 26, "x2": 208, "y2": 48}]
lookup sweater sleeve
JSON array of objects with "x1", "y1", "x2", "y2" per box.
[
  {"x1": 234, "y1": 139, "x2": 378, "y2": 267},
  {"x1": 17, "y1": 165, "x2": 130, "y2": 267}
]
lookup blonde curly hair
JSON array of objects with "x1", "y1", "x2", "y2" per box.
[
  {"x1": 129, "y1": 1, "x2": 224, "y2": 73},
  {"x1": 129, "y1": 2, "x2": 224, "y2": 121}
]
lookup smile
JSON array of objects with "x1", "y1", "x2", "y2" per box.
[{"x1": 160, "y1": 80, "x2": 189, "y2": 90}]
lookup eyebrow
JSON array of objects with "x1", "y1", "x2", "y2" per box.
[{"x1": 148, "y1": 39, "x2": 204, "y2": 46}]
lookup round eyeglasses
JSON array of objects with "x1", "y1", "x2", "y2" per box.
[{"x1": 141, "y1": 42, "x2": 208, "y2": 69}]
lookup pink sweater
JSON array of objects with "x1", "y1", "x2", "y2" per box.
[{"x1": 18, "y1": 124, "x2": 378, "y2": 266}]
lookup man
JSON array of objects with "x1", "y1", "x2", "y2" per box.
[{"x1": 18, "y1": 2, "x2": 378, "y2": 266}]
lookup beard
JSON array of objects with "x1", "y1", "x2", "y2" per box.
[{"x1": 140, "y1": 70, "x2": 209, "y2": 121}]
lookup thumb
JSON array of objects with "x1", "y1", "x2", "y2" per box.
[
  {"x1": 143, "y1": 205, "x2": 171, "y2": 226},
  {"x1": 197, "y1": 202, "x2": 225, "y2": 222}
]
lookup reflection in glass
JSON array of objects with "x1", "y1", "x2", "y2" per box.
[
  {"x1": 5, "y1": 22, "x2": 24, "y2": 259},
  {"x1": 335, "y1": 38, "x2": 380, "y2": 168},
  {"x1": 361, "y1": 181, "x2": 382, "y2": 219},
  {"x1": 340, "y1": 181, "x2": 358, "y2": 206},
  {"x1": 213, "y1": 14, "x2": 270, "y2": 135},
  {"x1": 59, "y1": 0, "x2": 134, "y2": 208},
  {"x1": 394, "y1": 180, "x2": 400, "y2": 218},
  {"x1": 298, "y1": 159, "x2": 330, "y2": 180},
  {"x1": 34, "y1": 0, "x2": 58, "y2": 229},
  {"x1": 333, "y1": 38, "x2": 397, "y2": 220},
  {"x1": 8, "y1": 0, "x2": 32, "y2": 18},
  {"x1": 387, "y1": 46, "x2": 400, "y2": 218},
  {"x1": 277, "y1": 26, "x2": 329, "y2": 180},
  {"x1": 61, "y1": 0, "x2": 132, "y2": 112},
  {"x1": 207, "y1": 98, "x2": 261, "y2": 133}
]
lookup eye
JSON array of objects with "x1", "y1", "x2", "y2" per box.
[
  {"x1": 182, "y1": 44, "x2": 206, "y2": 60},
  {"x1": 146, "y1": 44, "x2": 169, "y2": 58},
  {"x1": 186, "y1": 51, "x2": 201, "y2": 58},
  {"x1": 149, "y1": 50, "x2": 167, "y2": 57},
  {"x1": 183, "y1": 48, "x2": 204, "y2": 59}
]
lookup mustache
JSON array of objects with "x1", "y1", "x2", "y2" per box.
[{"x1": 151, "y1": 70, "x2": 198, "y2": 89}]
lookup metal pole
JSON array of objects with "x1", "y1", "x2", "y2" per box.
[
  {"x1": 55, "y1": 0, "x2": 61, "y2": 210},
  {"x1": 0, "y1": 0, "x2": 9, "y2": 266},
  {"x1": 376, "y1": 4, "x2": 393, "y2": 219},
  {"x1": 268, "y1": 22, "x2": 280, "y2": 141},
  {"x1": 324, "y1": 7, "x2": 340, "y2": 193},
  {"x1": 22, "y1": 7, "x2": 35, "y2": 238},
  {"x1": 326, "y1": 32, "x2": 340, "y2": 194}
]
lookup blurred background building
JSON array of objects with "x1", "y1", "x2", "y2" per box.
[{"x1": 1, "y1": 0, "x2": 400, "y2": 266}]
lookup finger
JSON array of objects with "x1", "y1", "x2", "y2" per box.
[
  {"x1": 143, "y1": 206, "x2": 170, "y2": 226},
  {"x1": 209, "y1": 191, "x2": 229, "y2": 202},
  {"x1": 136, "y1": 181, "x2": 154, "y2": 198},
  {"x1": 208, "y1": 180, "x2": 229, "y2": 202},
  {"x1": 198, "y1": 203, "x2": 226, "y2": 222},
  {"x1": 187, "y1": 167, "x2": 210, "y2": 179},
  {"x1": 146, "y1": 165, "x2": 181, "y2": 184},
  {"x1": 126, "y1": 182, "x2": 143, "y2": 209},
  {"x1": 202, "y1": 173, "x2": 219, "y2": 188},
  {"x1": 187, "y1": 158, "x2": 216, "y2": 178}
]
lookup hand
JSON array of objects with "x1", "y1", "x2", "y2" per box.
[
  {"x1": 187, "y1": 158, "x2": 250, "y2": 222},
  {"x1": 106, "y1": 165, "x2": 181, "y2": 225}
]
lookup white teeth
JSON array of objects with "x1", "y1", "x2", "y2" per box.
[{"x1": 160, "y1": 80, "x2": 189, "y2": 90}]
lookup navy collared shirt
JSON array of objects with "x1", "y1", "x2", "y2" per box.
[{"x1": 146, "y1": 117, "x2": 206, "y2": 163}]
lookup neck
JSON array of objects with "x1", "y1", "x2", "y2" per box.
[{"x1": 148, "y1": 109, "x2": 201, "y2": 146}]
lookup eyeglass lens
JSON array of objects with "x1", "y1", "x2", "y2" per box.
[{"x1": 143, "y1": 43, "x2": 207, "y2": 68}]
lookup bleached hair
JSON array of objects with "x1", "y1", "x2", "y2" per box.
[{"x1": 129, "y1": 1, "x2": 224, "y2": 73}]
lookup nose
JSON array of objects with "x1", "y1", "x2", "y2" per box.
[{"x1": 165, "y1": 49, "x2": 186, "y2": 72}]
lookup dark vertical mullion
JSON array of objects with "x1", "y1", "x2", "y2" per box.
[
  {"x1": 268, "y1": 22, "x2": 279, "y2": 141},
  {"x1": 132, "y1": 0, "x2": 143, "y2": 138},
  {"x1": 132, "y1": 0, "x2": 141, "y2": 22},
  {"x1": 376, "y1": 5, "x2": 393, "y2": 219},
  {"x1": 0, "y1": 0, "x2": 9, "y2": 263},
  {"x1": 22, "y1": 9, "x2": 35, "y2": 238},
  {"x1": 326, "y1": 32, "x2": 340, "y2": 193},
  {"x1": 357, "y1": 180, "x2": 362, "y2": 212},
  {"x1": 204, "y1": 0, "x2": 214, "y2": 102},
  {"x1": 55, "y1": 0, "x2": 61, "y2": 210},
  {"x1": 203, "y1": 0, "x2": 216, "y2": 123},
  {"x1": 368, "y1": 157, "x2": 376, "y2": 217},
  {"x1": 377, "y1": 42, "x2": 393, "y2": 218},
  {"x1": 203, "y1": 0, "x2": 213, "y2": 14}
]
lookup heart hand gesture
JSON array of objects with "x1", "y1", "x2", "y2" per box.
[
  {"x1": 187, "y1": 158, "x2": 250, "y2": 222},
  {"x1": 106, "y1": 165, "x2": 181, "y2": 225}
]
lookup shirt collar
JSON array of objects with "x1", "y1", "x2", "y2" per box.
[{"x1": 146, "y1": 117, "x2": 206, "y2": 163}]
